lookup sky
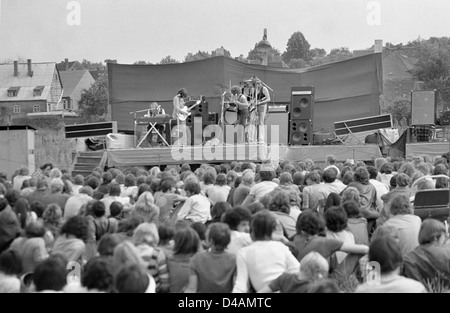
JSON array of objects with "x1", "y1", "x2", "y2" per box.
[{"x1": 0, "y1": 0, "x2": 449, "y2": 64}]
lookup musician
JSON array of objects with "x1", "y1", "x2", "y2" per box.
[
  {"x1": 230, "y1": 85, "x2": 249, "y2": 144},
  {"x1": 249, "y1": 80, "x2": 270, "y2": 144},
  {"x1": 172, "y1": 88, "x2": 189, "y2": 145},
  {"x1": 144, "y1": 102, "x2": 166, "y2": 146}
]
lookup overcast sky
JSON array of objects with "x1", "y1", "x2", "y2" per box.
[{"x1": 0, "y1": 0, "x2": 449, "y2": 64}]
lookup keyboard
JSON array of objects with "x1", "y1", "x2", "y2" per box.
[{"x1": 135, "y1": 115, "x2": 171, "y2": 125}]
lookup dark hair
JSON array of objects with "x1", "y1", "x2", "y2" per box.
[
  {"x1": 14, "y1": 198, "x2": 30, "y2": 229},
  {"x1": 268, "y1": 192, "x2": 290, "y2": 214},
  {"x1": 86, "y1": 176, "x2": 100, "y2": 190},
  {"x1": 222, "y1": 207, "x2": 252, "y2": 230},
  {"x1": 184, "y1": 181, "x2": 201, "y2": 195},
  {"x1": 389, "y1": 195, "x2": 411, "y2": 216},
  {"x1": 102, "y1": 172, "x2": 113, "y2": 184},
  {"x1": 74, "y1": 175, "x2": 84, "y2": 186},
  {"x1": 366, "y1": 166, "x2": 378, "y2": 180},
  {"x1": 251, "y1": 211, "x2": 276, "y2": 241},
  {"x1": 60, "y1": 216, "x2": 89, "y2": 241},
  {"x1": 173, "y1": 227, "x2": 200, "y2": 255},
  {"x1": 40, "y1": 163, "x2": 53, "y2": 171},
  {"x1": 97, "y1": 234, "x2": 122, "y2": 257},
  {"x1": 207, "y1": 223, "x2": 231, "y2": 252},
  {"x1": 82, "y1": 257, "x2": 114, "y2": 292},
  {"x1": 92, "y1": 201, "x2": 106, "y2": 218},
  {"x1": 33, "y1": 257, "x2": 67, "y2": 291},
  {"x1": 306, "y1": 171, "x2": 321, "y2": 184},
  {"x1": 293, "y1": 172, "x2": 304, "y2": 186},
  {"x1": 395, "y1": 173, "x2": 410, "y2": 187},
  {"x1": 353, "y1": 167, "x2": 370, "y2": 184},
  {"x1": 115, "y1": 264, "x2": 149, "y2": 293},
  {"x1": 0, "y1": 250, "x2": 22, "y2": 275},
  {"x1": 30, "y1": 201, "x2": 45, "y2": 218},
  {"x1": 160, "y1": 178, "x2": 176, "y2": 193},
  {"x1": 324, "y1": 193, "x2": 341, "y2": 212},
  {"x1": 203, "y1": 172, "x2": 216, "y2": 185},
  {"x1": 296, "y1": 210, "x2": 325, "y2": 236},
  {"x1": 190, "y1": 222, "x2": 207, "y2": 241},
  {"x1": 108, "y1": 183, "x2": 121, "y2": 197},
  {"x1": 149, "y1": 179, "x2": 161, "y2": 194},
  {"x1": 211, "y1": 202, "x2": 231, "y2": 221},
  {"x1": 25, "y1": 221, "x2": 46, "y2": 238},
  {"x1": 124, "y1": 174, "x2": 136, "y2": 187},
  {"x1": 215, "y1": 174, "x2": 227, "y2": 186},
  {"x1": 137, "y1": 184, "x2": 151, "y2": 199},
  {"x1": 259, "y1": 170, "x2": 275, "y2": 182},
  {"x1": 324, "y1": 207, "x2": 348, "y2": 232},
  {"x1": 158, "y1": 223, "x2": 176, "y2": 245},
  {"x1": 110, "y1": 201, "x2": 123, "y2": 218},
  {"x1": 418, "y1": 218, "x2": 446, "y2": 245},
  {"x1": 0, "y1": 197, "x2": 9, "y2": 212},
  {"x1": 117, "y1": 216, "x2": 145, "y2": 236},
  {"x1": 247, "y1": 202, "x2": 265, "y2": 215},
  {"x1": 322, "y1": 168, "x2": 337, "y2": 183},
  {"x1": 369, "y1": 236, "x2": 403, "y2": 274},
  {"x1": 341, "y1": 200, "x2": 361, "y2": 218}
]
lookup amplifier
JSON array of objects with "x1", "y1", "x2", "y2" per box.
[{"x1": 268, "y1": 105, "x2": 287, "y2": 113}]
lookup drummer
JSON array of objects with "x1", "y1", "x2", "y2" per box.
[{"x1": 230, "y1": 85, "x2": 249, "y2": 144}]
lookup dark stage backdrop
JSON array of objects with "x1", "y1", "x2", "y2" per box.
[{"x1": 108, "y1": 54, "x2": 382, "y2": 132}]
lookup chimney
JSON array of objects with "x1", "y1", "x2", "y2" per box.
[
  {"x1": 27, "y1": 59, "x2": 33, "y2": 77},
  {"x1": 13, "y1": 61, "x2": 18, "y2": 76},
  {"x1": 65, "y1": 58, "x2": 69, "y2": 71}
]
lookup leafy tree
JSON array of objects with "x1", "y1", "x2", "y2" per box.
[
  {"x1": 184, "y1": 51, "x2": 212, "y2": 62},
  {"x1": 287, "y1": 58, "x2": 309, "y2": 69},
  {"x1": 310, "y1": 48, "x2": 326, "y2": 58},
  {"x1": 385, "y1": 97, "x2": 412, "y2": 125},
  {"x1": 78, "y1": 73, "x2": 109, "y2": 122},
  {"x1": 308, "y1": 47, "x2": 354, "y2": 66},
  {"x1": 158, "y1": 55, "x2": 180, "y2": 64},
  {"x1": 80, "y1": 59, "x2": 105, "y2": 70},
  {"x1": 282, "y1": 31, "x2": 311, "y2": 63},
  {"x1": 104, "y1": 59, "x2": 118, "y2": 64}
]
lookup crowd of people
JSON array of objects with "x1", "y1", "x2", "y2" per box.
[{"x1": 0, "y1": 152, "x2": 449, "y2": 293}]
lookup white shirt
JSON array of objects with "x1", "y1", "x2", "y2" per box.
[
  {"x1": 176, "y1": 194, "x2": 211, "y2": 223},
  {"x1": 64, "y1": 193, "x2": 93, "y2": 220},
  {"x1": 206, "y1": 185, "x2": 231, "y2": 205},
  {"x1": 226, "y1": 231, "x2": 253, "y2": 255},
  {"x1": 232, "y1": 241, "x2": 300, "y2": 293},
  {"x1": 101, "y1": 196, "x2": 131, "y2": 217},
  {"x1": 249, "y1": 181, "x2": 278, "y2": 202},
  {"x1": 370, "y1": 179, "x2": 390, "y2": 212},
  {"x1": 326, "y1": 230, "x2": 356, "y2": 264}
]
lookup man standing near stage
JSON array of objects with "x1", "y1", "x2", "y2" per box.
[
  {"x1": 231, "y1": 85, "x2": 249, "y2": 144},
  {"x1": 248, "y1": 80, "x2": 270, "y2": 144},
  {"x1": 172, "y1": 88, "x2": 189, "y2": 145}
]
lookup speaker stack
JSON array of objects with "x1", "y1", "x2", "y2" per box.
[
  {"x1": 411, "y1": 90, "x2": 436, "y2": 126},
  {"x1": 289, "y1": 87, "x2": 314, "y2": 145}
]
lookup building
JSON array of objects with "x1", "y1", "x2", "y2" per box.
[
  {"x1": 0, "y1": 60, "x2": 64, "y2": 124},
  {"x1": 59, "y1": 70, "x2": 95, "y2": 111},
  {"x1": 56, "y1": 58, "x2": 84, "y2": 72}
]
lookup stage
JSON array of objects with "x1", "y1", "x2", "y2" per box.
[{"x1": 105, "y1": 143, "x2": 383, "y2": 167}]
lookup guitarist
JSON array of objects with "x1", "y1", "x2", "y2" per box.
[
  {"x1": 249, "y1": 80, "x2": 270, "y2": 144},
  {"x1": 172, "y1": 88, "x2": 189, "y2": 145},
  {"x1": 231, "y1": 85, "x2": 249, "y2": 144}
]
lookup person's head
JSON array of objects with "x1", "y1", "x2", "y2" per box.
[
  {"x1": 0, "y1": 250, "x2": 22, "y2": 276},
  {"x1": 86, "y1": 176, "x2": 100, "y2": 190},
  {"x1": 92, "y1": 201, "x2": 106, "y2": 218},
  {"x1": 395, "y1": 173, "x2": 410, "y2": 188},
  {"x1": 110, "y1": 201, "x2": 123, "y2": 218},
  {"x1": 380, "y1": 162, "x2": 394, "y2": 175},
  {"x1": 50, "y1": 178, "x2": 64, "y2": 193},
  {"x1": 42, "y1": 203, "x2": 63, "y2": 226},
  {"x1": 133, "y1": 222, "x2": 159, "y2": 247},
  {"x1": 173, "y1": 227, "x2": 200, "y2": 255},
  {"x1": 231, "y1": 85, "x2": 242, "y2": 96},
  {"x1": 341, "y1": 187, "x2": 360, "y2": 203},
  {"x1": 322, "y1": 168, "x2": 337, "y2": 183},
  {"x1": 389, "y1": 195, "x2": 411, "y2": 216},
  {"x1": 115, "y1": 264, "x2": 149, "y2": 293},
  {"x1": 35, "y1": 176, "x2": 49, "y2": 191},
  {"x1": 279, "y1": 172, "x2": 293, "y2": 186},
  {"x1": 184, "y1": 181, "x2": 201, "y2": 196},
  {"x1": 102, "y1": 172, "x2": 113, "y2": 185},
  {"x1": 296, "y1": 210, "x2": 325, "y2": 236},
  {"x1": 113, "y1": 241, "x2": 145, "y2": 271},
  {"x1": 305, "y1": 171, "x2": 321, "y2": 185},
  {"x1": 341, "y1": 200, "x2": 361, "y2": 218},
  {"x1": 242, "y1": 172, "x2": 255, "y2": 187},
  {"x1": 82, "y1": 257, "x2": 115, "y2": 292},
  {"x1": 222, "y1": 207, "x2": 252, "y2": 233},
  {"x1": 14, "y1": 197, "x2": 30, "y2": 229},
  {"x1": 60, "y1": 215, "x2": 89, "y2": 241},
  {"x1": 33, "y1": 256, "x2": 67, "y2": 292},
  {"x1": 49, "y1": 168, "x2": 62, "y2": 180},
  {"x1": 215, "y1": 173, "x2": 227, "y2": 186},
  {"x1": 160, "y1": 177, "x2": 176, "y2": 193},
  {"x1": 366, "y1": 166, "x2": 378, "y2": 180},
  {"x1": 369, "y1": 236, "x2": 403, "y2": 275},
  {"x1": 40, "y1": 163, "x2": 53, "y2": 176},
  {"x1": 124, "y1": 174, "x2": 136, "y2": 187},
  {"x1": 268, "y1": 191, "x2": 290, "y2": 214},
  {"x1": 398, "y1": 163, "x2": 415, "y2": 178},
  {"x1": 324, "y1": 207, "x2": 347, "y2": 233},
  {"x1": 259, "y1": 169, "x2": 276, "y2": 182},
  {"x1": 203, "y1": 172, "x2": 216, "y2": 185},
  {"x1": 79, "y1": 186, "x2": 94, "y2": 197},
  {"x1": 293, "y1": 172, "x2": 305, "y2": 186},
  {"x1": 25, "y1": 220, "x2": 46, "y2": 238},
  {"x1": 149, "y1": 179, "x2": 161, "y2": 194},
  {"x1": 115, "y1": 174, "x2": 126, "y2": 186},
  {"x1": 353, "y1": 167, "x2": 370, "y2": 184},
  {"x1": 108, "y1": 183, "x2": 121, "y2": 197},
  {"x1": 178, "y1": 88, "x2": 188, "y2": 98},
  {"x1": 97, "y1": 234, "x2": 122, "y2": 257},
  {"x1": 30, "y1": 201, "x2": 45, "y2": 218},
  {"x1": 211, "y1": 201, "x2": 231, "y2": 221},
  {"x1": 17, "y1": 166, "x2": 29, "y2": 176},
  {"x1": 247, "y1": 201, "x2": 265, "y2": 215},
  {"x1": 416, "y1": 179, "x2": 435, "y2": 191},
  {"x1": 74, "y1": 175, "x2": 84, "y2": 186},
  {"x1": 374, "y1": 158, "x2": 387, "y2": 170},
  {"x1": 250, "y1": 211, "x2": 276, "y2": 241},
  {"x1": 137, "y1": 183, "x2": 151, "y2": 199},
  {"x1": 300, "y1": 251, "x2": 329, "y2": 281},
  {"x1": 158, "y1": 223, "x2": 176, "y2": 245},
  {"x1": 418, "y1": 219, "x2": 447, "y2": 245},
  {"x1": 324, "y1": 193, "x2": 341, "y2": 212},
  {"x1": 206, "y1": 223, "x2": 231, "y2": 252}
]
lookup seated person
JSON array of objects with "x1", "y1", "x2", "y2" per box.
[{"x1": 143, "y1": 102, "x2": 167, "y2": 146}]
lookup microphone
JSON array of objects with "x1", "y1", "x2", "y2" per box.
[{"x1": 222, "y1": 91, "x2": 227, "y2": 97}]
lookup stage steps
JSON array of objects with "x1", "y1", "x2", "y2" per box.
[{"x1": 71, "y1": 151, "x2": 106, "y2": 177}]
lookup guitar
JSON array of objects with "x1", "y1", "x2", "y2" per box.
[{"x1": 176, "y1": 97, "x2": 203, "y2": 121}]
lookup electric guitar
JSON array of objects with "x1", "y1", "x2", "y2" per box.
[{"x1": 176, "y1": 97, "x2": 203, "y2": 121}]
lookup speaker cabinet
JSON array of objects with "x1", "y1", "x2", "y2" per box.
[
  {"x1": 289, "y1": 119, "x2": 312, "y2": 145},
  {"x1": 291, "y1": 87, "x2": 315, "y2": 120},
  {"x1": 187, "y1": 98, "x2": 209, "y2": 125},
  {"x1": 266, "y1": 112, "x2": 289, "y2": 145},
  {"x1": 411, "y1": 90, "x2": 436, "y2": 125}
]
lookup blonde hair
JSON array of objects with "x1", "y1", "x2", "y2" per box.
[
  {"x1": 134, "y1": 192, "x2": 159, "y2": 223},
  {"x1": 113, "y1": 241, "x2": 145, "y2": 273},
  {"x1": 133, "y1": 222, "x2": 159, "y2": 247},
  {"x1": 300, "y1": 252, "x2": 329, "y2": 281}
]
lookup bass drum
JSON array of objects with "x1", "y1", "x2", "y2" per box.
[{"x1": 224, "y1": 102, "x2": 238, "y2": 125}]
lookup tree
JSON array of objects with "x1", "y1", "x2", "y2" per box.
[
  {"x1": 308, "y1": 47, "x2": 354, "y2": 66},
  {"x1": 385, "y1": 97, "x2": 412, "y2": 125},
  {"x1": 286, "y1": 58, "x2": 309, "y2": 69},
  {"x1": 104, "y1": 59, "x2": 118, "y2": 64},
  {"x1": 158, "y1": 55, "x2": 180, "y2": 64},
  {"x1": 247, "y1": 47, "x2": 282, "y2": 63},
  {"x1": 184, "y1": 51, "x2": 212, "y2": 62},
  {"x1": 282, "y1": 31, "x2": 311, "y2": 63},
  {"x1": 211, "y1": 46, "x2": 232, "y2": 58},
  {"x1": 310, "y1": 48, "x2": 326, "y2": 58},
  {"x1": 81, "y1": 59, "x2": 105, "y2": 70},
  {"x1": 78, "y1": 73, "x2": 109, "y2": 122}
]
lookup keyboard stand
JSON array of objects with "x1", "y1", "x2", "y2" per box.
[{"x1": 136, "y1": 122, "x2": 170, "y2": 148}]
